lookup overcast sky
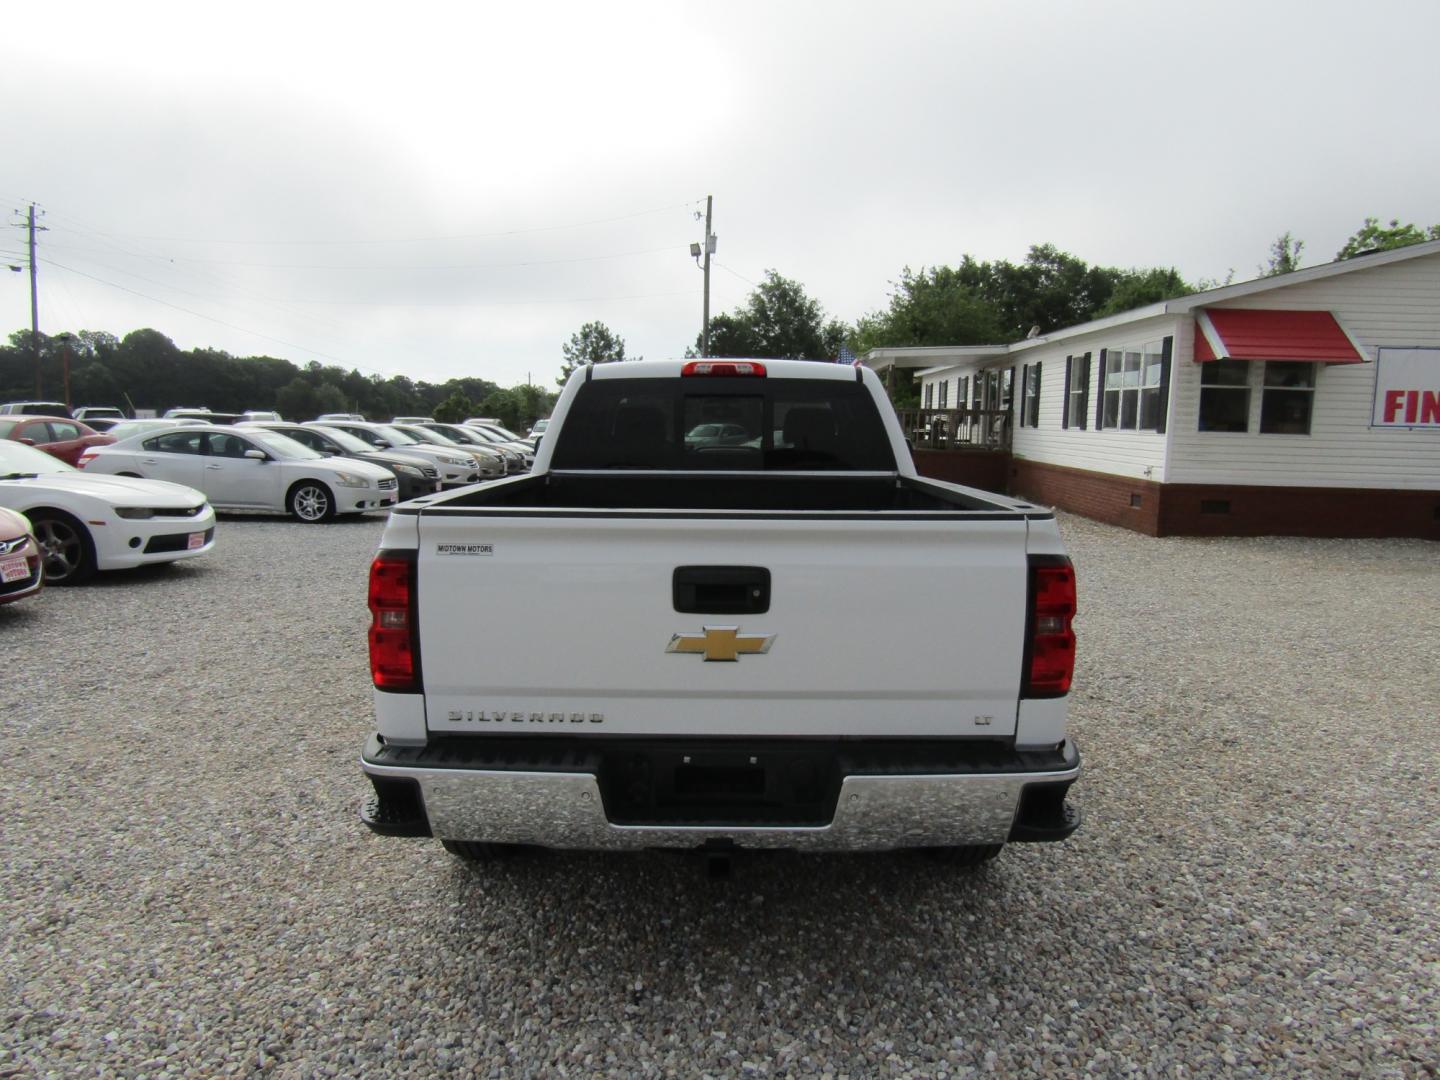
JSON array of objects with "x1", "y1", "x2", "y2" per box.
[{"x1": 4, "y1": 0, "x2": 1438, "y2": 391}]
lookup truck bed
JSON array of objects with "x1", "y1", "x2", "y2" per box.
[{"x1": 412, "y1": 471, "x2": 1044, "y2": 516}]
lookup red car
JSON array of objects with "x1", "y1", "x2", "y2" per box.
[
  {"x1": 0, "y1": 506, "x2": 42, "y2": 606},
  {"x1": 0, "y1": 415, "x2": 116, "y2": 467}
]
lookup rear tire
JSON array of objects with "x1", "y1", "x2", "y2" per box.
[
  {"x1": 287, "y1": 481, "x2": 335, "y2": 523},
  {"x1": 925, "y1": 844, "x2": 1003, "y2": 867},
  {"x1": 29, "y1": 510, "x2": 97, "y2": 585}
]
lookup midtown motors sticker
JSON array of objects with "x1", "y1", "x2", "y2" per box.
[
  {"x1": 437, "y1": 543, "x2": 494, "y2": 555},
  {"x1": 1372, "y1": 348, "x2": 1440, "y2": 427}
]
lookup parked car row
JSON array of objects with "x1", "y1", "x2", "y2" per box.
[
  {"x1": 79, "y1": 425, "x2": 400, "y2": 523},
  {"x1": 0, "y1": 408, "x2": 544, "y2": 604},
  {"x1": 0, "y1": 409, "x2": 545, "y2": 570},
  {"x1": 240, "y1": 423, "x2": 442, "y2": 502},
  {"x1": 3, "y1": 400, "x2": 553, "y2": 445}
]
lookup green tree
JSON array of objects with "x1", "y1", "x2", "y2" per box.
[
  {"x1": 1261, "y1": 232, "x2": 1304, "y2": 276},
  {"x1": 311, "y1": 382, "x2": 349, "y2": 417},
  {"x1": 275, "y1": 377, "x2": 321, "y2": 420},
  {"x1": 1093, "y1": 267, "x2": 1194, "y2": 317},
  {"x1": 856, "y1": 246, "x2": 1195, "y2": 354},
  {"x1": 478, "y1": 388, "x2": 522, "y2": 430},
  {"x1": 513, "y1": 383, "x2": 555, "y2": 429},
  {"x1": 113, "y1": 329, "x2": 183, "y2": 412},
  {"x1": 852, "y1": 266, "x2": 1006, "y2": 354},
  {"x1": 1336, "y1": 217, "x2": 1440, "y2": 260},
  {"x1": 979, "y1": 245, "x2": 1131, "y2": 338},
  {"x1": 70, "y1": 362, "x2": 122, "y2": 406},
  {"x1": 701, "y1": 270, "x2": 849, "y2": 360},
  {"x1": 433, "y1": 389, "x2": 474, "y2": 424},
  {"x1": 558, "y1": 321, "x2": 626, "y2": 386}
]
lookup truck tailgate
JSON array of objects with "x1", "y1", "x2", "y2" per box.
[{"x1": 415, "y1": 512, "x2": 1029, "y2": 738}]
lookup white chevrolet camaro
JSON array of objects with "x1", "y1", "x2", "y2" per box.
[
  {"x1": 0, "y1": 440, "x2": 217, "y2": 585},
  {"x1": 80, "y1": 425, "x2": 398, "y2": 522}
]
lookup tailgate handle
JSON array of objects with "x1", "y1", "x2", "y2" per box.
[{"x1": 673, "y1": 566, "x2": 770, "y2": 614}]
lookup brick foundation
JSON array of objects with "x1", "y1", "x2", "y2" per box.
[
  {"x1": 1009, "y1": 460, "x2": 1162, "y2": 534},
  {"x1": 1156, "y1": 484, "x2": 1440, "y2": 539},
  {"x1": 1006, "y1": 459, "x2": 1440, "y2": 540}
]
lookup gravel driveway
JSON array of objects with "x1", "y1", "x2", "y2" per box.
[{"x1": 2, "y1": 511, "x2": 1436, "y2": 1078}]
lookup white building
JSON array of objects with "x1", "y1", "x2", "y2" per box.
[{"x1": 866, "y1": 240, "x2": 1440, "y2": 538}]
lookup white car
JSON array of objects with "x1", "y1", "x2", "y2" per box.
[
  {"x1": 81, "y1": 425, "x2": 398, "y2": 522},
  {"x1": 0, "y1": 440, "x2": 216, "y2": 585}
]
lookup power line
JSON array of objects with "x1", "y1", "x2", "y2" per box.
[
  {"x1": 41, "y1": 245, "x2": 694, "y2": 310},
  {"x1": 54, "y1": 199, "x2": 705, "y2": 247},
  {"x1": 41, "y1": 256, "x2": 690, "y2": 357},
  {"x1": 41, "y1": 258, "x2": 352, "y2": 365},
  {"x1": 714, "y1": 261, "x2": 760, "y2": 288},
  {"x1": 43, "y1": 231, "x2": 687, "y2": 272},
  {"x1": 38, "y1": 218, "x2": 419, "y2": 359}
]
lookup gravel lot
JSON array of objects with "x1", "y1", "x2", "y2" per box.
[{"x1": 2, "y1": 510, "x2": 1436, "y2": 1078}]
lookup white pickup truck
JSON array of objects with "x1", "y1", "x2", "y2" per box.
[{"x1": 360, "y1": 359, "x2": 1080, "y2": 866}]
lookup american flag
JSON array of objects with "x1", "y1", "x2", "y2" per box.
[{"x1": 837, "y1": 343, "x2": 857, "y2": 365}]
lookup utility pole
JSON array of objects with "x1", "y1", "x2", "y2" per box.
[
  {"x1": 701, "y1": 195, "x2": 714, "y2": 358},
  {"x1": 20, "y1": 203, "x2": 47, "y2": 397}
]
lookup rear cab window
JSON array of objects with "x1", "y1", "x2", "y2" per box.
[{"x1": 550, "y1": 376, "x2": 896, "y2": 471}]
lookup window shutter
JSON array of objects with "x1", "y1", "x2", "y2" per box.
[
  {"x1": 1079, "y1": 352, "x2": 1091, "y2": 430},
  {"x1": 1095, "y1": 349, "x2": 1108, "y2": 429},
  {"x1": 1032, "y1": 362, "x2": 1042, "y2": 428},
  {"x1": 1156, "y1": 336, "x2": 1173, "y2": 434},
  {"x1": 1062, "y1": 356, "x2": 1073, "y2": 429},
  {"x1": 1019, "y1": 365, "x2": 1028, "y2": 420}
]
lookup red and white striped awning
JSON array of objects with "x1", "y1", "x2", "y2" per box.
[{"x1": 1193, "y1": 309, "x2": 1365, "y2": 364}]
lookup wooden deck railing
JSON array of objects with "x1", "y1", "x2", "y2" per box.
[{"x1": 896, "y1": 408, "x2": 1011, "y2": 451}]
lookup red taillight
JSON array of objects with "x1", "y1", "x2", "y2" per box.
[
  {"x1": 1024, "y1": 555, "x2": 1076, "y2": 697},
  {"x1": 681, "y1": 360, "x2": 767, "y2": 377},
  {"x1": 76, "y1": 451, "x2": 99, "y2": 468},
  {"x1": 369, "y1": 553, "x2": 418, "y2": 692}
]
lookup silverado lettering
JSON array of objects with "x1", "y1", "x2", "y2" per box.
[{"x1": 445, "y1": 710, "x2": 603, "y2": 724}]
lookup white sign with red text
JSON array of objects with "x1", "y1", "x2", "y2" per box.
[{"x1": 1372, "y1": 348, "x2": 1440, "y2": 427}]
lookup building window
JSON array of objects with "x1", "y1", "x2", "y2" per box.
[
  {"x1": 938, "y1": 379, "x2": 948, "y2": 409},
  {"x1": 924, "y1": 382, "x2": 933, "y2": 409},
  {"x1": 1138, "y1": 342, "x2": 1166, "y2": 429},
  {"x1": 1198, "y1": 359, "x2": 1251, "y2": 432},
  {"x1": 1102, "y1": 340, "x2": 1166, "y2": 431},
  {"x1": 959, "y1": 376, "x2": 969, "y2": 409},
  {"x1": 1261, "y1": 362, "x2": 1316, "y2": 434},
  {"x1": 1022, "y1": 363, "x2": 1041, "y2": 427},
  {"x1": 1065, "y1": 353, "x2": 1090, "y2": 429}
]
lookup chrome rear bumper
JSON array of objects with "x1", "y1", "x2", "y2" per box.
[{"x1": 361, "y1": 737, "x2": 1080, "y2": 851}]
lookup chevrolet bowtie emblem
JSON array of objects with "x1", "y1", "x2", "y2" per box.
[{"x1": 667, "y1": 626, "x2": 776, "y2": 662}]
